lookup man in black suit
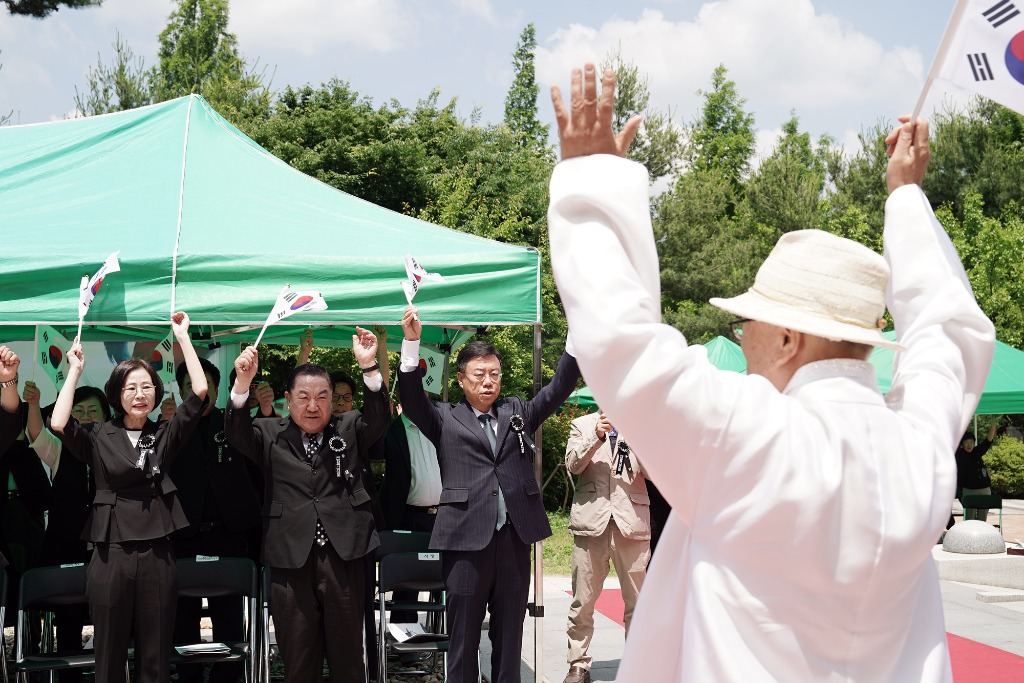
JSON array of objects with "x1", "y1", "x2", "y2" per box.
[
  {"x1": 398, "y1": 305, "x2": 581, "y2": 683},
  {"x1": 225, "y1": 328, "x2": 389, "y2": 683},
  {"x1": 171, "y1": 358, "x2": 262, "y2": 683}
]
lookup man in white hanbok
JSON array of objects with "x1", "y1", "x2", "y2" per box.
[{"x1": 545, "y1": 64, "x2": 995, "y2": 683}]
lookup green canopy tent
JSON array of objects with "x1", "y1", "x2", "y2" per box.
[
  {"x1": 0, "y1": 95, "x2": 556, "y2": 680},
  {"x1": 0, "y1": 95, "x2": 540, "y2": 348},
  {"x1": 871, "y1": 331, "x2": 1024, "y2": 415}
]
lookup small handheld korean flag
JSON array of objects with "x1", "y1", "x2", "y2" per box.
[
  {"x1": 77, "y1": 251, "x2": 121, "y2": 341},
  {"x1": 254, "y1": 285, "x2": 328, "y2": 346},
  {"x1": 914, "y1": 0, "x2": 1024, "y2": 117},
  {"x1": 150, "y1": 329, "x2": 177, "y2": 388},
  {"x1": 35, "y1": 325, "x2": 72, "y2": 389},
  {"x1": 418, "y1": 345, "x2": 446, "y2": 395},
  {"x1": 401, "y1": 255, "x2": 446, "y2": 306}
]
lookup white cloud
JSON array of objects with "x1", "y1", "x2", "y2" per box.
[
  {"x1": 450, "y1": 0, "x2": 497, "y2": 24},
  {"x1": 535, "y1": 0, "x2": 925, "y2": 133},
  {"x1": 229, "y1": 0, "x2": 419, "y2": 57}
]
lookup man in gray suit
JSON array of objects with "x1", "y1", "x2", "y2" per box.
[{"x1": 398, "y1": 305, "x2": 581, "y2": 683}]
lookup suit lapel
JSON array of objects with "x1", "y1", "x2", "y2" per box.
[
  {"x1": 453, "y1": 401, "x2": 495, "y2": 459},
  {"x1": 494, "y1": 400, "x2": 512, "y2": 462},
  {"x1": 105, "y1": 418, "x2": 143, "y2": 468}
]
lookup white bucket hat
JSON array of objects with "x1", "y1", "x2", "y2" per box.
[{"x1": 709, "y1": 230, "x2": 905, "y2": 351}]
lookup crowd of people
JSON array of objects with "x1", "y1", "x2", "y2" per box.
[{"x1": 0, "y1": 62, "x2": 1002, "y2": 683}]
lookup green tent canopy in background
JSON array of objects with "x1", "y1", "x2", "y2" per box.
[
  {"x1": 568, "y1": 332, "x2": 1024, "y2": 415},
  {"x1": 0, "y1": 95, "x2": 541, "y2": 349}
]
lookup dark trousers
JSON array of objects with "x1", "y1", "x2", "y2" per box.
[
  {"x1": 391, "y1": 506, "x2": 438, "y2": 624},
  {"x1": 173, "y1": 526, "x2": 249, "y2": 683},
  {"x1": 270, "y1": 543, "x2": 366, "y2": 683},
  {"x1": 443, "y1": 524, "x2": 530, "y2": 683},
  {"x1": 88, "y1": 539, "x2": 177, "y2": 683}
]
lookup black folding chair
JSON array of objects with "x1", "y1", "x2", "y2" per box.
[
  {"x1": 171, "y1": 556, "x2": 258, "y2": 683},
  {"x1": 377, "y1": 552, "x2": 447, "y2": 683},
  {"x1": 14, "y1": 563, "x2": 120, "y2": 683},
  {"x1": 374, "y1": 530, "x2": 432, "y2": 561},
  {"x1": 0, "y1": 569, "x2": 8, "y2": 683}
]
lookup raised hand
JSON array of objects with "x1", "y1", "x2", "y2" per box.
[
  {"x1": 171, "y1": 311, "x2": 191, "y2": 339},
  {"x1": 160, "y1": 393, "x2": 177, "y2": 421},
  {"x1": 885, "y1": 116, "x2": 930, "y2": 194},
  {"x1": 255, "y1": 382, "x2": 275, "y2": 414},
  {"x1": 0, "y1": 346, "x2": 20, "y2": 383},
  {"x1": 551, "y1": 64, "x2": 642, "y2": 161},
  {"x1": 23, "y1": 381, "x2": 40, "y2": 406},
  {"x1": 66, "y1": 342, "x2": 86, "y2": 374},
  {"x1": 352, "y1": 327, "x2": 379, "y2": 368},
  {"x1": 233, "y1": 346, "x2": 259, "y2": 393},
  {"x1": 401, "y1": 305, "x2": 422, "y2": 341}
]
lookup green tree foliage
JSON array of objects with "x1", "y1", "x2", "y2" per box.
[
  {"x1": 153, "y1": 0, "x2": 269, "y2": 126},
  {"x1": 986, "y1": 435, "x2": 1024, "y2": 497},
  {"x1": 685, "y1": 65, "x2": 756, "y2": 194},
  {"x1": 600, "y1": 47, "x2": 683, "y2": 182},
  {"x1": 928, "y1": 99, "x2": 1024, "y2": 220},
  {"x1": 740, "y1": 113, "x2": 829, "y2": 258},
  {"x1": 503, "y1": 23, "x2": 549, "y2": 152},
  {"x1": 73, "y1": 32, "x2": 153, "y2": 116},
  {"x1": 4, "y1": 0, "x2": 99, "y2": 16}
]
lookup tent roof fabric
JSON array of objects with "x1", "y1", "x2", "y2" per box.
[{"x1": 0, "y1": 95, "x2": 540, "y2": 347}]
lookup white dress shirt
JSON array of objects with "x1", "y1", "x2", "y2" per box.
[{"x1": 547, "y1": 155, "x2": 995, "y2": 683}]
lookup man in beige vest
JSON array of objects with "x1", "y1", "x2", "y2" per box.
[{"x1": 563, "y1": 410, "x2": 650, "y2": 683}]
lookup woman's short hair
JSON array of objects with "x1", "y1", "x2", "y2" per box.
[
  {"x1": 176, "y1": 357, "x2": 220, "y2": 388},
  {"x1": 105, "y1": 359, "x2": 164, "y2": 415},
  {"x1": 73, "y1": 385, "x2": 112, "y2": 421}
]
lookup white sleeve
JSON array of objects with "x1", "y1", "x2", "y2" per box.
[
  {"x1": 883, "y1": 184, "x2": 995, "y2": 445},
  {"x1": 229, "y1": 390, "x2": 250, "y2": 409},
  {"x1": 400, "y1": 339, "x2": 421, "y2": 372},
  {"x1": 28, "y1": 427, "x2": 62, "y2": 474},
  {"x1": 363, "y1": 372, "x2": 383, "y2": 392}
]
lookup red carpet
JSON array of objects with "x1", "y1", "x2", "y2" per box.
[{"x1": 570, "y1": 589, "x2": 1024, "y2": 681}]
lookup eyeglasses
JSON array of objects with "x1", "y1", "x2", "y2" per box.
[
  {"x1": 728, "y1": 318, "x2": 751, "y2": 341},
  {"x1": 332, "y1": 393, "x2": 354, "y2": 403},
  {"x1": 122, "y1": 384, "x2": 156, "y2": 395},
  {"x1": 467, "y1": 371, "x2": 502, "y2": 383}
]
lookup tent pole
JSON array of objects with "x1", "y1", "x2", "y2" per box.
[{"x1": 531, "y1": 322, "x2": 544, "y2": 683}]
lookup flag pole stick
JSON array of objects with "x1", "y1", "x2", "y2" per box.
[
  {"x1": 75, "y1": 318, "x2": 83, "y2": 345},
  {"x1": 913, "y1": 0, "x2": 971, "y2": 120}
]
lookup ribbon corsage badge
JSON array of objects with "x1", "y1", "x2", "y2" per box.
[
  {"x1": 509, "y1": 413, "x2": 536, "y2": 459},
  {"x1": 328, "y1": 435, "x2": 351, "y2": 480},
  {"x1": 137, "y1": 434, "x2": 157, "y2": 475},
  {"x1": 214, "y1": 431, "x2": 228, "y2": 463}
]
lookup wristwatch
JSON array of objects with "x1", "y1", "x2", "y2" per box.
[{"x1": 0, "y1": 374, "x2": 18, "y2": 389}]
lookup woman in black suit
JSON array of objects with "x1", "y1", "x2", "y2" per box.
[{"x1": 50, "y1": 312, "x2": 209, "y2": 683}]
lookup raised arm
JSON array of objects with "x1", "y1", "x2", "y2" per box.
[
  {"x1": 565, "y1": 414, "x2": 608, "y2": 475},
  {"x1": 883, "y1": 118, "x2": 995, "y2": 445},
  {"x1": 225, "y1": 346, "x2": 265, "y2": 463},
  {"x1": 396, "y1": 305, "x2": 443, "y2": 443},
  {"x1": 49, "y1": 343, "x2": 84, "y2": 435},
  {"x1": 173, "y1": 312, "x2": 207, "y2": 401},
  {"x1": 0, "y1": 346, "x2": 21, "y2": 415}
]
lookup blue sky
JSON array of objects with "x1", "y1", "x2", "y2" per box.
[{"x1": 0, "y1": 0, "x2": 966, "y2": 156}]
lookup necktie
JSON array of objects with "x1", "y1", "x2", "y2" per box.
[
  {"x1": 306, "y1": 434, "x2": 329, "y2": 547},
  {"x1": 479, "y1": 414, "x2": 506, "y2": 530}
]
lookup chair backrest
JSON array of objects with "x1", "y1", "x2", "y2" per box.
[
  {"x1": 963, "y1": 494, "x2": 1003, "y2": 509},
  {"x1": 19, "y1": 564, "x2": 88, "y2": 610},
  {"x1": 176, "y1": 556, "x2": 257, "y2": 599},
  {"x1": 379, "y1": 552, "x2": 444, "y2": 594},
  {"x1": 376, "y1": 530, "x2": 431, "y2": 561}
]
